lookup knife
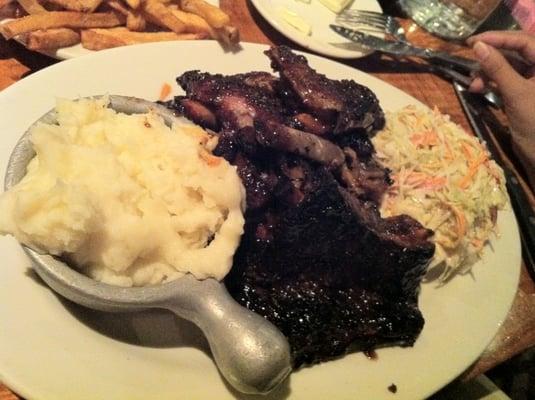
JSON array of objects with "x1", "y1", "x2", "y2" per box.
[
  {"x1": 330, "y1": 25, "x2": 479, "y2": 73},
  {"x1": 453, "y1": 81, "x2": 535, "y2": 277}
]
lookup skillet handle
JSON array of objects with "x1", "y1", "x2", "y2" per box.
[{"x1": 161, "y1": 276, "x2": 292, "y2": 395}]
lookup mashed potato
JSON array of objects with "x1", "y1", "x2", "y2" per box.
[{"x1": 0, "y1": 97, "x2": 245, "y2": 286}]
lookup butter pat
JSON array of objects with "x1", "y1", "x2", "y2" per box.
[
  {"x1": 0, "y1": 98, "x2": 245, "y2": 287},
  {"x1": 280, "y1": 8, "x2": 312, "y2": 35},
  {"x1": 319, "y1": 0, "x2": 352, "y2": 14}
]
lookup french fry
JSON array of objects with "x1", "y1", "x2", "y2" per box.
[
  {"x1": 122, "y1": 0, "x2": 139, "y2": 10},
  {"x1": 126, "y1": 11, "x2": 145, "y2": 31},
  {"x1": 104, "y1": 0, "x2": 128, "y2": 14},
  {"x1": 180, "y1": 0, "x2": 230, "y2": 29},
  {"x1": 47, "y1": 0, "x2": 103, "y2": 12},
  {"x1": 168, "y1": 6, "x2": 215, "y2": 37},
  {"x1": 142, "y1": 0, "x2": 186, "y2": 34},
  {"x1": 105, "y1": 0, "x2": 146, "y2": 31},
  {"x1": 16, "y1": 0, "x2": 46, "y2": 14},
  {"x1": 0, "y1": 11, "x2": 125, "y2": 40},
  {"x1": 81, "y1": 27, "x2": 206, "y2": 50},
  {"x1": 2, "y1": 0, "x2": 239, "y2": 52},
  {"x1": 215, "y1": 24, "x2": 239, "y2": 46},
  {"x1": 23, "y1": 28, "x2": 80, "y2": 49}
]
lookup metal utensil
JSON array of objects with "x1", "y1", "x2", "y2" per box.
[
  {"x1": 336, "y1": 10, "x2": 407, "y2": 41},
  {"x1": 330, "y1": 20, "x2": 500, "y2": 108},
  {"x1": 431, "y1": 64, "x2": 503, "y2": 108},
  {"x1": 453, "y1": 82, "x2": 535, "y2": 277},
  {"x1": 4, "y1": 95, "x2": 292, "y2": 395},
  {"x1": 330, "y1": 25, "x2": 479, "y2": 73}
]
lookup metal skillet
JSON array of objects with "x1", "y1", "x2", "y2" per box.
[{"x1": 3, "y1": 95, "x2": 291, "y2": 395}]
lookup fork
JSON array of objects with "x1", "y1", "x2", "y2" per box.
[{"x1": 335, "y1": 10, "x2": 407, "y2": 42}]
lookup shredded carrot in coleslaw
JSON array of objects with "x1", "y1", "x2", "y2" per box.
[
  {"x1": 458, "y1": 153, "x2": 488, "y2": 189},
  {"x1": 159, "y1": 83, "x2": 172, "y2": 102},
  {"x1": 372, "y1": 105, "x2": 507, "y2": 282}
]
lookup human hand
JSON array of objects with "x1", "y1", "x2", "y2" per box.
[
  {"x1": 467, "y1": 31, "x2": 535, "y2": 140},
  {"x1": 466, "y1": 31, "x2": 535, "y2": 188}
]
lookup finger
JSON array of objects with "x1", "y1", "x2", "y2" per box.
[
  {"x1": 467, "y1": 31, "x2": 535, "y2": 63},
  {"x1": 473, "y1": 41, "x2": 526, "y2": 100},
  {"x1": 468, "y1": 76, "x2": 485, "y2": 92}
]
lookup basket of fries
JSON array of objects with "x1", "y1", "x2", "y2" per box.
[{"x1": 0, "y1": 0, "x2": 238, "y2": 52}]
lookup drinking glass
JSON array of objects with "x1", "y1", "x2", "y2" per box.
[{"x1": 398, "y1": 0, "x2": 503, "y2": 40}]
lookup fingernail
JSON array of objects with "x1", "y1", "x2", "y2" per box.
[{"x1": 474, "y1": 41, "x2": 490, "y2": 61}]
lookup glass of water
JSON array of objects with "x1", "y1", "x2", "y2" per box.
[{"x1": 398, "y1": 0, "x2": 503, "y2": 40}]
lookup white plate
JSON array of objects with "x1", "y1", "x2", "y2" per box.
[
  {"x1": 250, "y1": 0, "x2": 382, "y2": 58},
  {"x1": 0, "y1": 41, "x2": 521, "y2": 400}
]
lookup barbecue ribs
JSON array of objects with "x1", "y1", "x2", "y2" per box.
[{"x1": 165, "y1": 45, "x2": 435, "y2": 367}]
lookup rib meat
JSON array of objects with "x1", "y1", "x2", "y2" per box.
[
  {"x1": 165, "y1": 45, "x2": 435, "y2": 367},
  {"x1": 255, "y1": 119, "x2": 345, "y2": 169},
  {"x1": 266, "y1": 46, "x2": 385, "y2": 135},
  {"x1": 178, "y1": 70, "x2": 284, "y2": 130},
  {"x1": 226, "y1": 167, "x2": 433, "y2": 367}
]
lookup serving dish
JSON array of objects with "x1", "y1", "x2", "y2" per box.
[
  {"x1": 250, "y1": 0, "x2": 382, "y2": 58},
  {"x1": 0, "y1": 41, "x2": 521, "y2": 400},
  {"x1": 4, "y1": 95, "x2": 291, "y2": 395}
]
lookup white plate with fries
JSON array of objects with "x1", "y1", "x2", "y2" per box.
[
  {"x1": 0, "y1": 0, "x2": 235, "y2": 59},
  {"x1": 0, "y1": 41, "x2": 521, "y2": 400},
  {"x1": 250, "y1": 0, "x2": 382, "y2": 58}
]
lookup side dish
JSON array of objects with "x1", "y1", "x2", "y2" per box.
[
  {"x1": 0, "y1": 0, "x2": 238, "y2": 52},
  {"x1": 0, "y1": 97, "x2": 245, "y2": 286},
  {"x1": 373, "y1": 106, "x2": 507, "y2": 281}
]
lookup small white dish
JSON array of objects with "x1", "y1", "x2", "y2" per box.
[{"x1": 250, "y1": 0, "x2": 383, "y2": 58}]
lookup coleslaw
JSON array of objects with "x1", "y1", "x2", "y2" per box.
[{"x1": 372, "y1": 105, "x2": 508, "y2": 282}]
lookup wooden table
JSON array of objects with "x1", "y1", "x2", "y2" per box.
[{"x1": 1, "y1": 1, "x2": 535, "y2": 399}]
